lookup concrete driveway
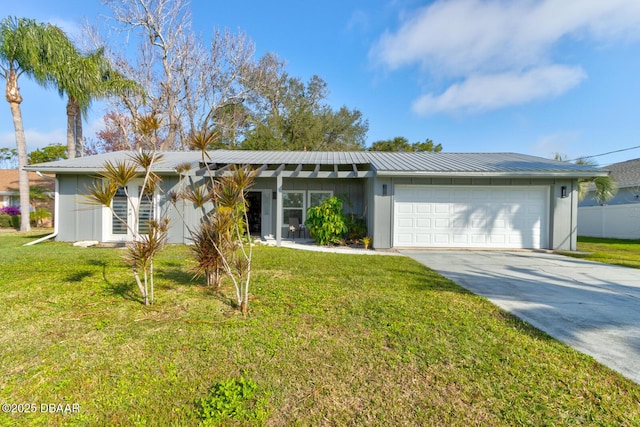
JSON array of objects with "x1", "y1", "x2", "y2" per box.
[{"x1": 401, "y1": 250, "x2": 640, "y2": 384}]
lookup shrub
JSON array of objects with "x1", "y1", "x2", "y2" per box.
[
  {"x1": 305, "y1": 196, "x2": 348, "y2": 246},
  {"x1": 30, "y1": 207, "x2": 51, "y2": 227},
  {"x1": 0, "y1": 214, "x2": 12, "y2": 228},
  {"x1": 344, "y1": 213, "x2": 367, "y2": 242},
  {"x1": 0, "y1": 206, "x2": 20, "y2": 216},
  {"x1": 195, "y1": 376, "x2": 267, "y2": 424},
  {"x1": 0, "y1": 213, "x2": 19, "y2": 228}
]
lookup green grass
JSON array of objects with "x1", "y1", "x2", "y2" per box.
[
  {"x1": 559, "y1": 236, "x2": 640, "y2": 269},
  {"x1": 1, "y1": 231, "x2": 639, "y2": 426}
]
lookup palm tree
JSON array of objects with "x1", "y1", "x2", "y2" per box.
[
  {"x1": 0, "y1": 17, "x2": 73, "y2": 231},
  {"x1": 554, "y1": 154, "x2": 617, "y2": 204},
  {"x1": 52, "y1": 46, "x2": 140, "y2": 158},
  {"x1": 575, "y1": 158, "x2": 618, "y2": 204}
]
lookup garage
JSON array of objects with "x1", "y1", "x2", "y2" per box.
[{"x1": 393, "y1": 186, "x2": 549, "y2": 249}]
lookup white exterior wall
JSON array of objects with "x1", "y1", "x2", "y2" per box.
[{"x1": 578, "y1": 205, "x2": 640, "y2": 239}]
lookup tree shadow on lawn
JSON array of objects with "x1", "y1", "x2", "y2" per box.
[
  {"x1": 86, "y1": 258, "x2": 142, "y2": 304},
  {"x1": 65, "y1": 270, "x2": 94, "y2": 282},
  {"x1": 155, "y1": 267, "x2": 197, "y2": 288}
]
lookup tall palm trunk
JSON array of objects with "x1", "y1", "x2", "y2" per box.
[
  {"x1": 5, "y1": 69, "x2": 30, "y2": 232},
  {"x1": 75, "y1": 111, "x2": 83, "y2": 157},
  {"x1": 66, "y1": 98, "x2": 80, "y2": 159}
]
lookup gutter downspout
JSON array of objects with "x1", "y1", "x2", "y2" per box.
[{"x1": 24, "y1": 172, "x2": 59, "y2": 246}]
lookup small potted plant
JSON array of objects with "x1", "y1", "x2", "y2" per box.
[{"x1": 361, "y1": 236, "x2": 372, "y2": 249}]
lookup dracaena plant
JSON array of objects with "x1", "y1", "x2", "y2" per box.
[
  {"x1": 173, "y1": 130, "x2": 257, "y2": 315},
  {"x1": 83, "y1": 150, "x2": 167, "y2": 305}
]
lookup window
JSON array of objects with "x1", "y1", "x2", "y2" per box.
[
  {"x1": 309, "y1": 191, "x2": 333, "y2": 207},
  {"x1": 282, "y1": 191, "x2": 304, "y2": 226},
  {"x1": 108, "y1": 183, "x2": 155, "y2": 237},
  {"x1": 111, "y1": 187, "x2": 128, "y2": 235},
  {"x1": 137, "y1": 186, "x2": 154, "y2": 234}
]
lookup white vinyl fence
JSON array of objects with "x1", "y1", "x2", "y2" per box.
[{"x1": 578, "y1": 204, "x2": 640, "y2": 239}]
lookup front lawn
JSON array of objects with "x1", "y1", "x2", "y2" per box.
[
  {"x1": 560, "y1": 236, "x2": 640, "y2": 269},
  {"x1": 1, "y1": 231, "x2": 639, "y2": 426}
]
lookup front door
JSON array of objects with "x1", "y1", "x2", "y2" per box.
[{"x1": 103, "y1": 180, "x2": 155, "y2": 242}]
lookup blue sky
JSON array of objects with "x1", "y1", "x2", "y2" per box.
[{"x1": 2, "y1": 0, "x2": 640, "y2": 166}]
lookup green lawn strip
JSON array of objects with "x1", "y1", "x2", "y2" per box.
[
  {"x1": 559, "y1": 236, "x2": 640, "y2": 269},
  {"x1": 0, "y1": 233, "x2": 638, "y2": 426}
]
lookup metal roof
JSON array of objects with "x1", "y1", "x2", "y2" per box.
[
  {"x1": 24, "y1": 149, "x2": 607, "y2": 178},
  {"x1": 367, "y1": 152, "x2": 607, "y2": 177}
]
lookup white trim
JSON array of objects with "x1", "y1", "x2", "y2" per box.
[
  {"x1": 102, "y1": 179, "x2": 158, "y2": 242},
  {"x1": 282, "y1": 190, "x2": 305, "y2": 227}
]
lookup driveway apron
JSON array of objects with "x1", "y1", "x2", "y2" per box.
[{"x1": 401, "y1": 250, "x2": 640, "y2": 384}]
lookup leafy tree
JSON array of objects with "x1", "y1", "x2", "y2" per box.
[
  {"x1": 369, "y1": 137, "x2": 412, "y2": 152},
  {"x1": 305, "y1": 196, "x2": 349, "y2": 246},
  {"x1": 0, "y1": 147, "x2": 17, "y2": 168},
  {"x1": 369, "y1": 136, "x2": 442, "y2": 152},
  {"x1": 28, "y1": 143, "x2": 67, "y2": 164},
  {"x1": 242, "y1": 74, "x2": 368, "y2": 151},
  {"x1": 92, "y1": 112, "x2": 136, "y2": 152},
  {"x1": 0, "y1": 16, "x2": 74, "y2": 232},
  {"x1": 413, "y1": 139, "x2": 443, "y2": 152}
]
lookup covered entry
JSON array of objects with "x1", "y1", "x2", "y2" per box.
[{"x1": 393, "y1": 186, "x2": 549, "y2": 249}]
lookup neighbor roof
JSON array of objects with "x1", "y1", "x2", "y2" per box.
[
  {"x1": 0, "y1": 169, "x2": 55, "y2": 193},
  {"x1": 25, "y1": 150, "x2": 608, "y2": 178},
  {"x1": 601, "y1": 158, "x2": 640, "y2": 188}
]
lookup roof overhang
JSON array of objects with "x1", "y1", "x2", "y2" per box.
[{"x1": 374, "y1": 170, "x2": 610, "y2": 178}]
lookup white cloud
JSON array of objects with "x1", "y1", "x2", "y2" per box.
[
  {"x1": 412, "y1": 65, "x2": 587, "y2": 115},
  {"x1": 532, "y1": 131, "x2": 583, "y2": 160},
  {"x1": 371, "y1": 0, "x2": 640, "y2": 114},
  {"x1": 347, "y1": 10, "x2": 370, "y2": 32}
]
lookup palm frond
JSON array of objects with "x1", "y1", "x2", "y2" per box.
[
  {"x1": 182, "y1": 185, "x2": 211, "y2": 208},
  {"x1": 185, "y1": 129, "x2": 219, "y2": 156},
  {"x1": 100, "y1": 160, "x2": 139, "y2": 187},
  {"x1": 129, "y1": 150, "x2": 164, "y2": 170},
  {"x1": 592, "y1": 176, "x2": 618, "y2": 204},
  {"x1": 82, "y1": 179, "x2": 118, "y2": 207}
]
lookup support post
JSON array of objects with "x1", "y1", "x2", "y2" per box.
[{"x1": 276, "y1": 173, "x2": 283, "y2": 247}]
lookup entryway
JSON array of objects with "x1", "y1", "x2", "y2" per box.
[{"x1": 246, "y1": 191, "x2": 262, "y2": 237}]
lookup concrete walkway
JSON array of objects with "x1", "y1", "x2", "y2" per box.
[{"x1": 401, "y1": 250, "x2": 640, "y2": 384}]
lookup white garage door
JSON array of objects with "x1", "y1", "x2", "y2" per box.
[{"x1": 394, "y1": 186, "x2": 549, "y2": 249}]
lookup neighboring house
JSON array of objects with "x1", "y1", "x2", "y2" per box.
[
  {"x1": 578, "y1": 158, "x2": 640, "y2": 239},
  {"x1": 579, "y1": 157, "x2": 640, "y2": 206},
  {"x1": 24, "y1": 150, "x2": 607, "y2": 250},
  {"x1": 0, "y1": 169, "x2": 55, "y2": 226}
]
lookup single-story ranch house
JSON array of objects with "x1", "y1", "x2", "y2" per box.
[{"x1": 25, "y1": 150, "x2": 607, "y2": 251}]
